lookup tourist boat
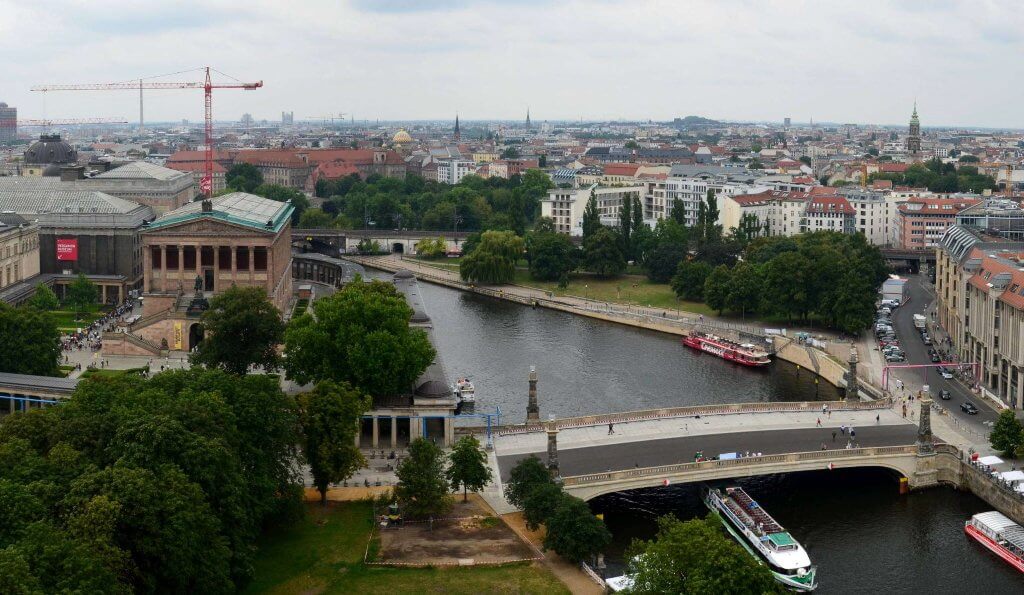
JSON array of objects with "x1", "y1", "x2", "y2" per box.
[
  {"x1": 452, "y1": 377, "x2": 476, "y2": 403},
  {"x1": 703, "y1": 486, "x2": 817, "y2": 591},
  {"x1": 965, "y1": 511, "x2": 1024, "y2": 572},
  {"x1": 682, "y1": 331, "x2": 772, "y2": 366}
]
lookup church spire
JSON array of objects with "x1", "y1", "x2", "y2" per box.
[
  {"x1": 454, "y1": 114, "x2": 461, "y2": 142},
  {"x1": 525, "y1": 107, "x2": 531, "y2": 129}
]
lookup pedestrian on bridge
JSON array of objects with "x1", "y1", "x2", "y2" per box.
[
  {"x1": 608, "y1": 422, "x2": 615, "y2": 435},
  {"x1": 832, "y1": 431, "x2": 837, "y2": 442},
  {"x1": 816, "y1": 417, "x2": 822, "y2": 427},
  {"x1": 850, "y1": 427, "x2": 856, "y2": 439}
]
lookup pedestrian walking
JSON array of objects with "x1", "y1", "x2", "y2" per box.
[
  {"x1": 816, "y1": 417, "x2": 821, "y2": 427},
  {"x1": 876, "y1": 414, "x2": 880, "y2": 424},
  {"x1": 832, "y1": 431, "x2": 837, "y2": 442},
  {"x1": 850, "y1": 427, "x2": 856, "y2": 439},
  {"x1": 608, "y1": 422, "x2": 614, "y2": 435},
  {"x1": 822, "y1": 404, "x2": 827, "y2": 414},
  {"x1": 840, "y1": 425, "x2": 846, "y2": 435},
  {"x1": 821, "y1": 442, "x2": 827, "y2": 450}
]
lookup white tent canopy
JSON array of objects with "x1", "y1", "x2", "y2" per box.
[
  {"x1": 978, "y1": 455, "x2": 1004, "y2": 466},
  {"x1": 999, "y1": 470, "x2": 1024, "y2": 482}
]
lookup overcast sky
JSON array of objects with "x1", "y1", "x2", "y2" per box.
[{"x1": 3, "y1": 0, "x2": 1022, "y2": 128}]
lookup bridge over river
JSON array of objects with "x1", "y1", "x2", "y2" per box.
[{"x1": 489, "y1": 399, "x2": 968, "y2": 503}]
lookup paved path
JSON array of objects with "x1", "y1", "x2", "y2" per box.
[{"x1": 496, "y1": 422, "x2": 920, "y2": 481}]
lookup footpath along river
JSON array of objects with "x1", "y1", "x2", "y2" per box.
[{"x1": 375, "y1": 270, "x2": 1022, "y2": 593}]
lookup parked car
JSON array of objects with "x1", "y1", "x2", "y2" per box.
[
  {"x1": 961, "y1": 402, "x2": 979, "y2": 415},
  {"x1": 940, "y1": 369, "x2": 954, "y2": 379},
  {"x1": 939, "y1": 390, "x2": 951, "y2": 400},
  {"x1": 885, "y1": 354, "x2": 905, "y2": 363},
  {"x1": 922, "y1": 335, "x2": 932, "y2": 345},
  {"x1": 930, "y1": 354, "x2": 941, "y2": 363}
]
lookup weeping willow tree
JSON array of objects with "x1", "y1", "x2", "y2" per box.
[{"x1": 459, "y1": 230, "x2": 525, "y2": 284}]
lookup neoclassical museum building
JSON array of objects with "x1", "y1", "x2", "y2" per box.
[{"x1": 104, "y1": 192, "x2": 293, "y2": 355}]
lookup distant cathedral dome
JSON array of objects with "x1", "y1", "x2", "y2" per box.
[
  {"x1": 24, "y1": 134, "x2": 77, "y2": 165},
  {"x1": 392, "y1": 129, "x2": 413, "y2": 145}
]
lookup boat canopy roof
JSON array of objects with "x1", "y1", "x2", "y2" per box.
[{"x1": 768, "y1": 532, "x2": 796, "y2": 547}]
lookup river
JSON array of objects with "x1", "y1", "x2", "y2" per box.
[{"x1": 383, "y1": 272, "x2": 1021, "y2": 593}]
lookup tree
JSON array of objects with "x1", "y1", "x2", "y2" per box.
[
  {"x1": 446, "y1": 435, "x2": 491, "y2": 502},
  {"x1": 395, "y1": 438, "x2": 453, "y2": 518},
  {"x1": 283, "y1": 279, "x2": 436, "y2": 395},
  {"x1": 522, "y1": 481, "x2": 563, "y2": 531},
  {"x1": 0, "y1": 305, "x2": 61, "y2": 376},
  {"x1": 704, "y1": 189, "x2": 722, "y2": 244},
  {"x1": 725, "y1": 262, "x2": 762, "y2": 318},
  {"x1": 582, "y1": 190, "x2": 601, "y2": 239},
  {"x1": 631, "y1": 195, "x2": 646, "y2": 260},
  {"x1": 542, "y1": 494, "x2": 611, "y2": 563},
  {"x1": 504, "y1": 455, "x2": 554, "y2": 509},
  {"x1": 225, "y1": 163, "x2": 263, "y2": 192},
  {"x1": 29, "y1": 284, "x2": 58, "y2": 311},
  {"x1": 65, "y1": 273, "x2": 97, "y2": 317},
  {"x1": 252, "y1": 184, "x2": 310, "y2": 225},
  {"x1": 672, "y1": 260, "x2": 712, "y2": 301},
  {"x1": 414, "y1": 236, "x2": 448, "y2": 259},
  {"x1": 298, "y1": 381, "x2": 370, "y2": 504},
  {"x1": 624, "y1": 140, "x2": 639, "y2": 149},
  {"x1": 799, "y1": 155, "x2": 812, "y2": 166},
  {"x1": 645, "y1": 242, "x2": 687, "y2": 284},
  {"x1": 297, "y1": 208, "x2": 334, "y2": 228},
  {"x1": 990, "y1": 410, "x2": 1024, "y2": 457},
  {"x1": 618, "y1": 193, "x2": 632, "y2": 258},
  {"x1": 190, "y1": 286, "x2": 285, "y2": 375},
  {"x1": 627, "y1": 514, "x2": 782, "y2": 594},
  {"x1": 459, "y1": 230, "x2": 524, "y2": 284},
  {"x1": 670, "y1": 198, "x2": 687, "y2": 225},
  {"x1": 528, "y1": 231, "x2": 577, "y2": 281},
  {"x1": 583, "y1": 227, "x2": 626, "y2": 277},
  {"x1": 703, "y1": 265, "x2": 732, "y2": 314},
  {"x1": 500, "y1": 146, "x2": 521, "y2": 159}
]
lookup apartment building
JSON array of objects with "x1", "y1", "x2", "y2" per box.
[
  {"x1": 894, "y1": 197, "x2": 981, "y2": 250},
  {"x1": 540, "y1": 184, "x2": 645, "y2": 236}
]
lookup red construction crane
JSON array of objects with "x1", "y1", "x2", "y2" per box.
[{"x1": 32, "y1": 67, "x2": 262, "y2": 196}]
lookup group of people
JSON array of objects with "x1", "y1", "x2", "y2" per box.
[{"x1": 60, "y1": 298, "x2": 137, "y2": 356}]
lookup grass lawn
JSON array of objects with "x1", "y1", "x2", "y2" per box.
[
  {"x1": 49, "y1": 307, "x2": 102, "y2": 332},
  {"x1": 79, "y1": 367, "x2": 148, "y2": 380},
  {"x1": 513, "y1": 270, "x2": 716, "y2": 316},
  {"x1": 245, "y1": 501, "x2": 569, "y2": 595}
]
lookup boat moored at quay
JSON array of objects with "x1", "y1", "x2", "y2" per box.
[
  {"x1": 682, "y1": 331, "x2": 772, "y2": 366},
  {"x1": 965, "y1": 511, "x2": 1024, "y2": 573},
  {"x1": 704, "y1": 486, "x2": 817, "y2": 591}
]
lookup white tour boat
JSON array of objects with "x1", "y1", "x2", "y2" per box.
[{"x1": 453, "y1": 377, "x2": 476, "y2": 403}]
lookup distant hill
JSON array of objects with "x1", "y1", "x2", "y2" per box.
[{"x1": 672, "y1": 115, "x2": 721, "y2": 128}]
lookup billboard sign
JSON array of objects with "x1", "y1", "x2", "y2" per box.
[{"x1": 56, "y1": 238, "x2": 78, "y2": 261}]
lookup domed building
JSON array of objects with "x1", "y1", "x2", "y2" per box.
[
  {"x1": 391, "y1": 128, "x2": 413, "y2": 153},
  {"x1": 22, "y1": 134, "x2": 77, "y2": 176}
]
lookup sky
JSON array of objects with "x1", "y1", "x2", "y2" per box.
[{"x1": 3, "y1": 0, "x2": 1023, "y2": 128}]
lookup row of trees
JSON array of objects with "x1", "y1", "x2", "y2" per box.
[
  {"x1": 672, "y1": 232, "x2": 889, "y2": 333},
  {"x1": 990, "y1": 410, "x2": 1024, "y2": 458},
  {"x1": 308, "y1": 170, "x2": 554, "y2": 234},
  {"x1": 868, "y1": 157, "x2": 997, "y2": 193}
]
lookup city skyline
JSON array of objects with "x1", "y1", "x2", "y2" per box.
[{"x1": 4, "y1": 1, "x2": 1024, "y2": 127}]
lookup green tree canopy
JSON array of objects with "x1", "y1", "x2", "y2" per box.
[
  {"x1": 66, "y1": 273, "x2": 98, "y2": 315},
  {"x1": 459, "y1": 230, "x2": 524, "y2": 284},
  {"x1": 297, "y1": 208, "x2": 334, "y2": 229},
  {"x1": 703, "y1": 265, "x2": 732, "y2": 315},
  {"x1": 989, "y1": 409, "x2": 1024, "y2": 457},
  {"x1": 583, "y1": 227, "x2": 626, "y2": 277},
  {"x1": 0, "y1": 304, "x2": 61, "y2": 376},
  {"x1": 528, "y1": 231, "x2": 578, "y2": 281},
  {"x1": 283, "y1": 279, "x2": 436, "y2": 395},
  {"x1": 190, "y1": 285, "x2": 285, "y2": 375},
  {"x1": 29, "y1": 284, "x2": 59, "y2": 311},
  {"x1": 504, "y1": 455, "x2": 553, "y2": 509},
  {"x1": 582, "y1": 190, "x2": 601, "y2": 239},
  {"x1": 226, "y1": 163, "x2": 264, "y2": 192},
  {"x1": 645, "y1": 241, "x2": 687, "y2": 284},
  {"x1": 446, "y1": 435, "x2": 492, "y2": 502},
  {"x1": 725, "y1": 262, "x2": 762, "y2": 318},
  {"x1": 542, "y1": 494, "x2": 611, "y2": 563},
  {"x1": 414, "y1": 236, "x2": 448, "y2": 259},
  {"x1": 627, "y1": 514, "x2": 782, "y2": 594},
  {"x1": 252, "y1": 184, "x2": 310, "y2": 225},
  {"x1": 298, "y1": 380, "x2": 370, "y2": 503},
  {"x1": 395, "y1": 438, "x2": 453, "y2": 518},
  {"x1": 672, "y1": 260, "x2": 712, "y2": 301}
]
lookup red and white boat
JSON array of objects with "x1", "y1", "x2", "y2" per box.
[
  {"x1": 965, "y1": 511, "x2": 1024, "y2": 572},
  {"x1": 682, "y1": 331, "x2": 771, "y2": 367}
]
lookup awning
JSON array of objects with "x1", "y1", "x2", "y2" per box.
[
  {"x1": 978, "y1": 456, "x2": 1004, "y2": 466},
  {"x1": 999, "y1": 470, "x2": 1024, "y2": 482}
]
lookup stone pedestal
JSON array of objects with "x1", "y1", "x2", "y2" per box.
[
  {"x1": 845, "y1": 345, "x2": 860, "y2": 401},
  {"x1": 546, "y1": 423, "x2": 559, "y2": 478},
  {"x1": 917, "y1": 397, "x2": 934, "y2": 455},
  {"x1": 526, "y1": 366, "x2": 540, "y2": 424}
]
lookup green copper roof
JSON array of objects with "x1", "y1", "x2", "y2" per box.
[{"x1": 144, "y1": 192, "x2": 293, "y2": 234}]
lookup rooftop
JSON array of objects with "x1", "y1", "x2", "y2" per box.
[
  {"x1": 93, "y1": 161, "x2": 191, "y2": 182},
  {"x1": 145, "y1": 192, "x2": 293, "y2": 233},
  {"x1": 0, "y1": 177, "x2": 145, "y2": 215}
]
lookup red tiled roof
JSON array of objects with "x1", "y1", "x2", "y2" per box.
[
  {"x1": 877, "y1": 163, "x2": 909, "y2": 173},
  {"x1": 166, "y1": 161, "x2": 226, "y2": 173},
  {"x1": 604, "y1": 163, "x2": 641, "y2": 176},
  {"x1": 897, "y1": 197, "x2": 981, "y2": 215},
  {"x1": 167, "y1": 150, "x2": 231, "y2": 164},
  {"x1": 805, "y1": 196, "x2": 854, "y2": 215}
]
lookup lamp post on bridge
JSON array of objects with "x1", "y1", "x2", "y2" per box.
[
  {"x1": 546, "y1": 415, "x2": 560, "y2": 481},
  {"x1": 917, "y1": 387, "x2": 934, "y2": 456},
  {"x1": 845, "y1": 345, "x2": 860, "y2": 402},
  {"x1": 526, "y1": 366, "x2": 540, "y2": 424}
]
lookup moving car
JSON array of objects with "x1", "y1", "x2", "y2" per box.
[
  {"x1": 939, "y1": 390, "x2": 951, "y2": 400},
  {"x1": 940, "y1": 368, "x2": 954, "y2": 380},
  {"x1": 961, "y1": 402, "x2": 979, "y2": 415}
]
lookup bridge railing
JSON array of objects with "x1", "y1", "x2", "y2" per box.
[
  {"x1": 496, "y1": 399, "x2": 893, "y2": 436},
  {"x1": 561, "y1": 444, "x2": 923, "y2": 486}
]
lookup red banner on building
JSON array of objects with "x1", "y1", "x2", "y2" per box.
[{"x1": 56, "y1": 238, "x2": 78, "y2": 261}]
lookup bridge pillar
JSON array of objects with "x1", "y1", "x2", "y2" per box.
[
  {"x1": 526, "y1": 366, "x2": 540, "y2": 424},
  {"x1": 917, "y1": 396, "x2": 934, "y2": 455},
  {"x1": 546, "y1": 421, "x2": 560, "y2": 479},
  {"x1": 845, "y1": 345, "x2": 860, "y2": 401}
]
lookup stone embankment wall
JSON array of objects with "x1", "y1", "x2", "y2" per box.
[{"x1": 960, "y1": 460, "x2": 1024, "y2": 525}]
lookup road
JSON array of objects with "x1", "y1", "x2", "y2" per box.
[
  {"x1": 889, "y1": 275, "x2": 999, "y2": 431},
  {"x1": 496, "y1": 425, "x2": 921, "y2": 480}
]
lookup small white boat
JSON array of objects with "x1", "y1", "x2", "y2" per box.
[{"x1": 453, "y1": 377, "x2": 475, "y2": 403}]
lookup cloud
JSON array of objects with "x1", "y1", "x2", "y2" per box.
[{"x1": 2, "y1": 0, "x2": 1024, "y2": 127}]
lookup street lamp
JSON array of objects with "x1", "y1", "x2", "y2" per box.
[{"x1": 453, "y1": 214, "x2": 464, "y2": 246}]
